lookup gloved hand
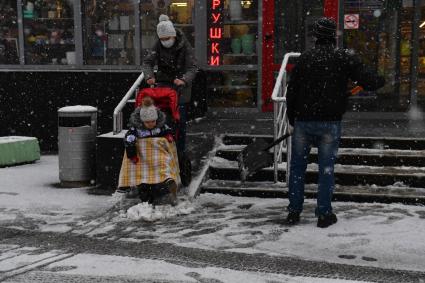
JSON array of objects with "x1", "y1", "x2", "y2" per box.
[
  {"x1": 147, "y1": 78, "x2": 156, "y2": 85},
  {"x1": 288, "y1": 124, "x2": 294, "y2": 135},
  {"x1": 130, "y1": 156, "x2": 139, "y2": 164},
  {"x1": 174, "y1": 78, "x2": 186, "y2": 86},
  {"x1": 165, "y1": 133, "x2": 174, "y2": 143}
]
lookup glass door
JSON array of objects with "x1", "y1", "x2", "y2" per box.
[
  {"x1": 343, "y1": 0, "x2": 425, "y2": 111},
  {"x1": 261, "y1": 0, "x2": 325, "y2": 111}
]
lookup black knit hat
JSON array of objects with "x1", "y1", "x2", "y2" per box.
[{"x1": 313, "y1": 17, "x2": 337, "y2": 39}]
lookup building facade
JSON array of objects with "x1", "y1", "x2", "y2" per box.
[{"x1": 1, "y1": 0, "x2": 424, "y2": 148}]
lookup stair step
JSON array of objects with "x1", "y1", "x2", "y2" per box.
[
  {"x1": 201, "y1": 180, "x2": 425, "y2": 204},
  {"x1": 216, "y1": 147, "x2": 425, "y2": 167},
  {"x1": 222, "y1": 134, "x2": 425, "y2": 151},
  {"x1": 209, "y1": 157, "x2": 425, "y2": 187}
]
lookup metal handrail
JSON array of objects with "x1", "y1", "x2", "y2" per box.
[
  {"x1": 272, "y1": 52, "x2": 301, "y2": 183},
  {"x1": 113, "y1": 72, "x2": 145, "y2": 134}
]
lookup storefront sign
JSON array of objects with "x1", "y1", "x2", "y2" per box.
[
  {"x1": 344, "y1": 14, "x2": 359, "y2": 29},
  {"x1": 207, "y1": 0, "x2": 224, "y2": 66}
]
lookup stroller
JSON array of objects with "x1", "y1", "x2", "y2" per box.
[
  {"x1": 136, "y1": 84, "x2": 192, "y2": 187},
  {"x1": 117, "y1": 84, "x2": 190, "y2": 206}
]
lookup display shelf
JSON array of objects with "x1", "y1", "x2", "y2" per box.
[
  {"x1": 174, "y1": 24, "x2": 194, "y2": 27},
  {"x1": 224, "y1": 20, "x2": 258, "y2": 25},
  {"x1": 208, "y1": 85, "x2": 257, "y2": 89},
  {"x1": 223, "y1": 53, "x2": 257, "y2": 57},
  {"x1": 25, "y1": 17, "x2": 73, "y2": 21}
]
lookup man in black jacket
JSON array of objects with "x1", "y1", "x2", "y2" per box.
[{"x1": 286, "y1": 17, "x2": 385, "y2": 228}]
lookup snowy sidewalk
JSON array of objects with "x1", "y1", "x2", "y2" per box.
[{"x1": 1, "y1": 156, "x2": 425, "y2": 282}]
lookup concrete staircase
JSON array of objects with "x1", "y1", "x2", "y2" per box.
[{"x1": 201, "y1": 134, "x2": 425, "y2": 204}]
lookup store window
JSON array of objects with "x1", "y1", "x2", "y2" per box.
[
  {"x1": 0, "y1": 1, "x2": 19, "y2": 64},
  {"x1": 140, "y1": 0, "x2": 195, "y2": 56},
  {"x1": 22, "y1": 0, "x2": 75, "y2": 65},
  {"x1": 207, "y1": 70, "x2": 257, "y2": 107},
  {"x1": 83, "y1": 0, "x2": 136, "y2": 65},
  {"x1": 417, "y1": 3, "x2": 425, "y2": 103},
  {"x1": 217, "y1": 0, "x2": 258, "y2": 65},
  {"x1": 275, "y1": 0, "x2": 323, "y2": 63},
  {"x1": 344, "y1": 0, "x2": 405, "y2": 110},
  {"x1": 205, "y1": 0, "x2": 258, "y2": 108},
  {"x1": 399, "y1": 2, "x2": 414, "y2": 103}
]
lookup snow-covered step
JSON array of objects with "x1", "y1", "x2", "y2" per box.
[
  {"x1": 201, "y1": 180, "x2": 425, "y2": 204},
  {"x1": 222, "y1": 134, "x2": 425, "y2": 150},
  {"x1": 208, "y1": 156, "x2": 425, "y2": 187},
  {"x1": 216, "y1": 147, "x2": 425, "y2": 167}
]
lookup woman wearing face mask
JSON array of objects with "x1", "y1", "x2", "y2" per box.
[{"x1": 142, "y1": 14, "x2": 197, "y2": 186}]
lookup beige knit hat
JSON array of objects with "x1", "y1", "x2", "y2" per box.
[
  {"x1": 157, "y1": 14, "x2": 176, "y2": 38},
  {"x1": 139, "y1": 97, "x2": 158, "y2": 121}
]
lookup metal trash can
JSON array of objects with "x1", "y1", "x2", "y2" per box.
[{"x1": 58, "y1": 106, "x2": 97, "y2": 187}]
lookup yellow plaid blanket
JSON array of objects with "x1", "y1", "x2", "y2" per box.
[{"x1": 118, "y1": 137, "x2": 180, "y2": 188}]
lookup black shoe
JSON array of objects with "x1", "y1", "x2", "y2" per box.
[
  {"x1": 286, "y1": 212, "x2": 300, "y2": 225},
  {"x1": 126, "y1": 187, "x2": 139, "y2": 199},
  {"x1": 317, "y1": 213, "x2": 337, "y2": 228}
]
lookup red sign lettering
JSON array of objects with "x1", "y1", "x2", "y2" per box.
[
  {"x1": 212, "y1": 13, "x2": 221, "y2": 23},
  {"x1": 212, "y1": 0, "x2": 221, "y2": 10},
  {"x1": 208, "y1": 0, "x2": 223, "y2": 66},
  {"x1": 209, "y1": 28, "x2": 222, "y2": 39},
  {"x1": 210, "y1": 56, "x2": 220, "y2": 66},
  {"x1": 211, "y1": 42, "x2": 219, "y2": 54}
]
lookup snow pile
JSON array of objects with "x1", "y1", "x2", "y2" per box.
[
  {"x1": 58, "y1": 105, "x2": 97, "y2": 113},
  {"x1": 126, "y1": 201, "x2": 195, "y2": 222},
  {"x1": 0, "y1": 136, "x2": 37, "y2": 144}
]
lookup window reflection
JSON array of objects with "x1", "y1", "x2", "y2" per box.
[
  {"x1": 23, "y1": 0, "x2": 75, "y2": 65},
  {"x1": 0, "y1": 1, "x2": 19, "y2": 64},
  {"x1": 83, "y1": 0, "x2": 135, "y2": 65}
]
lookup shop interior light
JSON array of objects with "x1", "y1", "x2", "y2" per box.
[
  {"x1": 241, "y1": 0, "x2": 252, "y2": 8},
  {"x1": 171, "y1": 2, "x2": 188, "y2": 7},
  {"x1": 420, "y1": 21, "x2": 425, "y2": 28}
]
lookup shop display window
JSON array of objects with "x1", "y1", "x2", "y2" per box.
[
  {"x1": 22, "y1": 0, "x2": 75, "y2": 65},
  {"x1": 344, "y1": 0, "x2": 405, "y2": 108},
  {"x1": 0, "y1": 1, "x2": 20, "y2": 64},
  {"x1": 418, "y1": 5, "x2": 425, "y2": 100},
  {"x1": 83, "y1": 0, "x2": 136, "y2": 65},
  {"x1": 207, "y1": 70, "x2": 257, "y2": 107},
  {"x1": 274, "y1": 0, "x2": 323, "y2": 64},
  {"x1": 140, "y1": 0, "x2": 195, "y2": 56},
  {"x1": 218, "y1": 0, "x2": 258, "y2": 65}
]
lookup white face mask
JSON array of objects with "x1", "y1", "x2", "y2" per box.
[{"x1": 160, "y1": 38, "x2": 175, "y2": 48}]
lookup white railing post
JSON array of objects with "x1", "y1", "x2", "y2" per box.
[
  {"x1": 113, "y1": 72, "x2": 145, "y2": 134},
  {"x1": 271, "y1": 52, "x2": 301, "y2": 185}
]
